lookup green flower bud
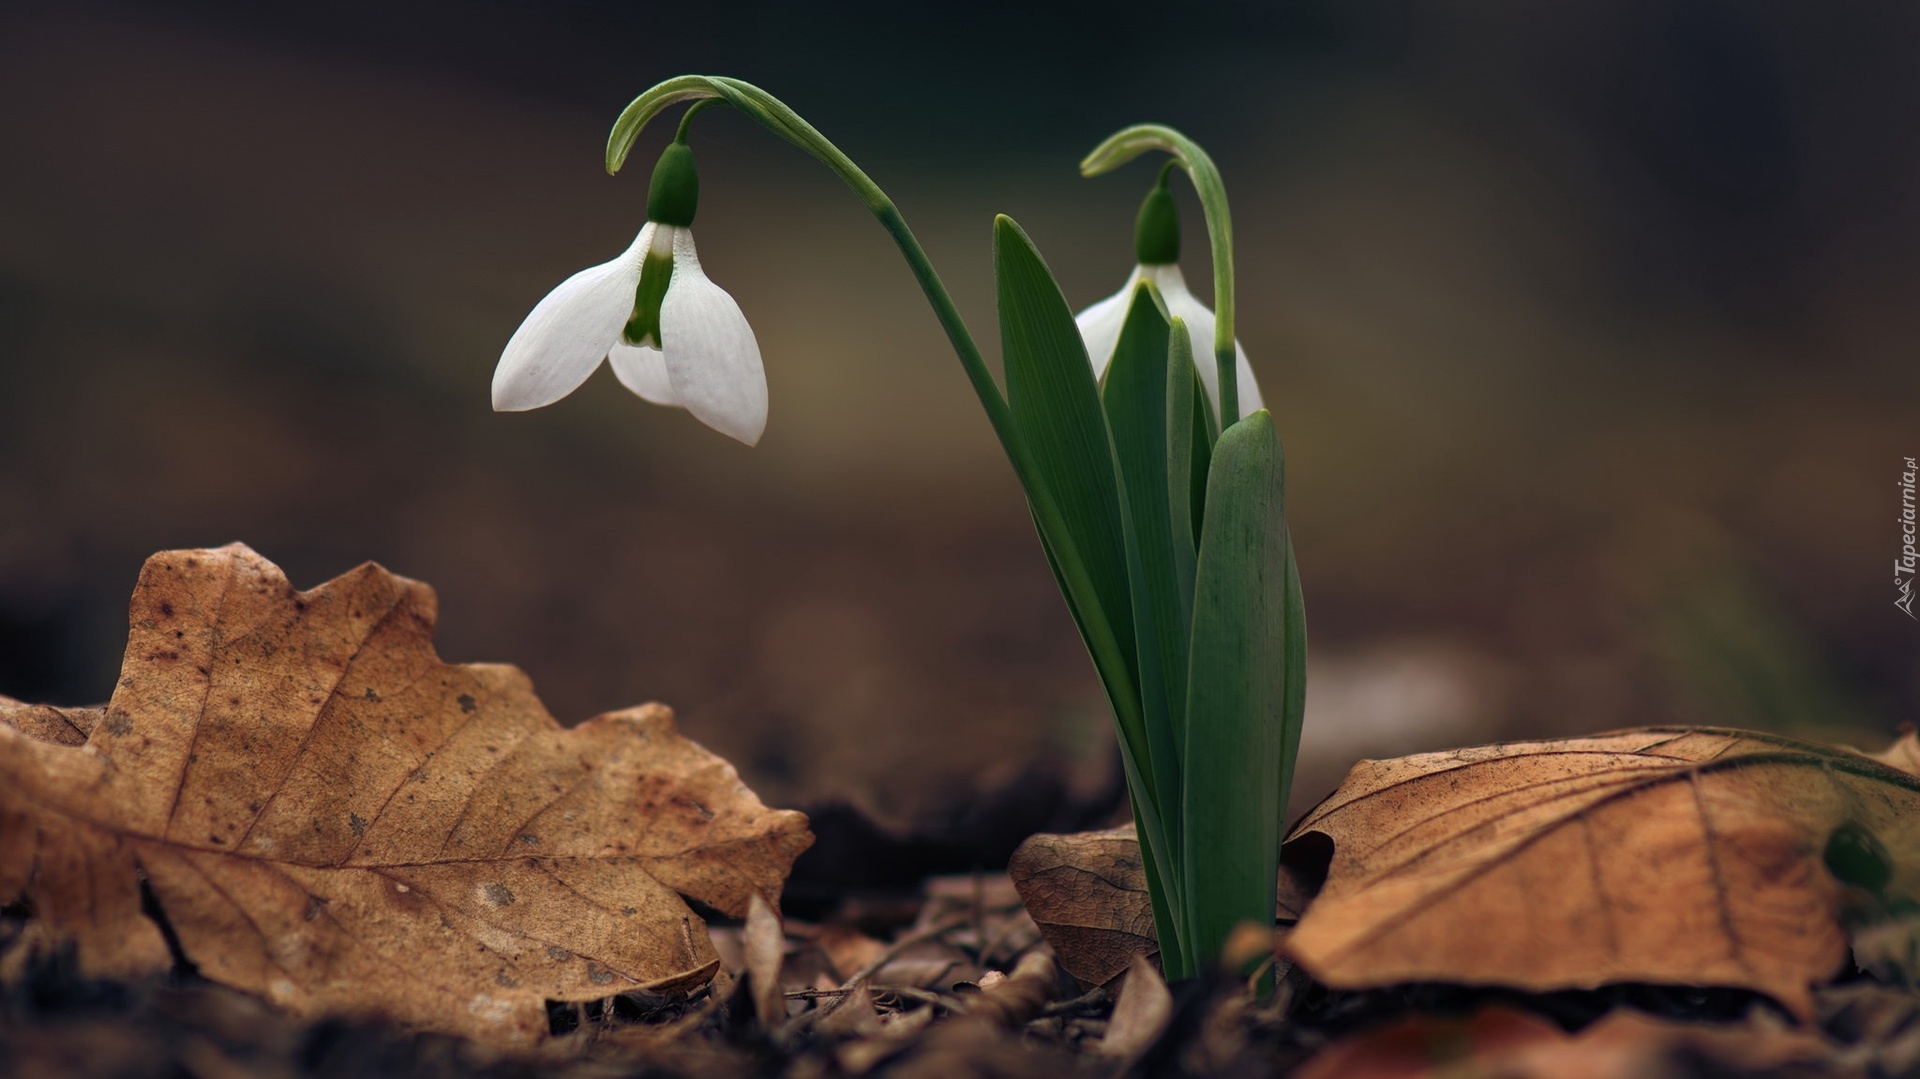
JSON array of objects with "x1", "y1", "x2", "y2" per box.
[
  {"x1": 1134, "y1": 182, "x2": 1179, "y2": 266},
  {"x1": 647, "y1": 142, "x2": 700, "y2": 228}
]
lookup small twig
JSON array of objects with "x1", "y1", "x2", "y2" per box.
[
  {"x1": 878, "y1": 985, "x2": 949, "y2": 1010},
  {"x1": 947, "y1": 952, "x2": 1057, "y2": 1029},
  {"x1": 1039, "y1": 985, "x2": 1110, "y2": 1018},
  {"x1": 921, "y1": 959, "x2": 960, "y2": 991},
  {"x1": 815, "y1": 917, "x2": 967, "y2": 1019},
  {"x1": 784, "y1": 986, "x2": 852, "y2": 1000}
]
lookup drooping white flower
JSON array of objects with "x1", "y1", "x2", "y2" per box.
[
  {"x1": 1075, "y1": 263, "x2": 1263, "y2": 422},
  {"x1": 491, "y1": 141, "x2": 767, "y2": 446},
  {"x1": 1075, "y1": 178, "x2": 1262, "y2": 422}
]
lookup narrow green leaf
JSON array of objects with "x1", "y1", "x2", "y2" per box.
[
  {"x1": 1182, "y1": 411, "x2": 1296, "y2": 970},
  {"x1": 1279, "y1": 535, "x2": 1307, "y2": 818},
  {"x1": 1187, "y1": 349, "x2": 1217, "y2": 549},
  {"x1": 1160, "y1": 305, "x2": 1198, "y2": 616},
  {"x1": 1132, "y1": 799, "x2": 1192, "y2": 982},
  {"x1": 994, "y1": 215, "x2": 1149, "y2": 791},
  {"x1": 1166, "y1": 320, "x2": 1202, "y2": 602},
  {"x1": 1034, "y1": 511, "x2": 1189, "y2": 976},
  {"x1": 1101, "y1": 285, "x2": 1195, "y2": 755},
  {"x1": 1099, "y1": 285, "x2": 1197, "y2": 956}
]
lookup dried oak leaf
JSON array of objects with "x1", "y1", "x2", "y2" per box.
[
  {"x1": 1008, "y1": 825, "x2": 1311, "y2": 986},
  {"x1": 1283, "y1": 727, "x2": 1920, "y2": 1018},
  {"x1": 1292, "y1": 1005, "x2": 1832, "y2": 1079},
  {"x1": 0, "y1": 544, "x2": 812, "y2": 1046}
]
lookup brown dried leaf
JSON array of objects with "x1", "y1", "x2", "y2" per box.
[
  {"x1": 745, "y1": 892, "x2": 787, "y2": 1029},
  {"x1": 1294, "y1": 1006, "x2": 1833, "y2": 1079},
  {"x1": 1008, "y1": 825, "x2": 1310, "y2": 985},
  {"x1": 0, "y1": 702, "x2": 99, "y2": 747},
  {"x1": 1008, "y1": 826, "x2": 1156, "y2": 986},
  {"x1": 1284, "y1": 727, "x2": 1920, "y2": 1018},
  {"x1": 816, "y1": 924, "x2": 889, "y2": 982},
  {"x1": 1098, "y1": 954, "x2": 1171, "y2": 1064},
  {"x1": 0, "y1": 544, "x2": 812, "y2": 1046}
]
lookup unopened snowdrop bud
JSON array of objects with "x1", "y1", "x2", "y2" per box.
[
  {"x1": 1075, "y1": 177, "x2": 1263, "y2": 422},
  {"x1": 492, "y1": 133, "x2": 768, "y2": 446},
  {"x1": 1134, "y1": 179, "x2": 1179, "y2": 266}
]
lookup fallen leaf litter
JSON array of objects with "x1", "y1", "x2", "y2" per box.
[
  {"x1": 0, "y1": 544, "x2": 811, "y2": 1045},
  {"x1": 5, "y1": 545, "x2": 1920, "y2": 1076}
]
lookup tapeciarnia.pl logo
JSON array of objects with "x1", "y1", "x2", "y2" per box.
[{"x1": 1900, "y1": 456, "x2": 1917, "y2": 620}]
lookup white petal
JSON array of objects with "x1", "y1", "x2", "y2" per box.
[
  {"x1": 659, "y1": 228, "x2": 768, "y2": 446},
  {"x1": 1144, "y1": 264, "x2": 1266, "y2": 420},
  {"x1": 1073, "y1": 266, "x2": 1146, "y2": 382},
  {"x1": 492, "y1": 224, "x2": 653, "y2": 412},
  {"x1": 608, "y1": 343, "x2": 680, "y2": 407}
]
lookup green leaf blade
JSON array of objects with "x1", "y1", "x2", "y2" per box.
[
  {"x1": 1280, "y1": 537, "x2": 1308, "y2": 817},
  {"x1": 1101, "y1": 287, "x2": 1196, "y2": 756},
  {"x1": 994, "y1": 215, "x2": 1147, "y2": 786},
  {"x1": 1181, "y1": 410, "x2": 1299, "y2": 970},
  {"x1": 1184, "y1": 336, "x2": 1218, "y2": 550},
  {"x1": 1166, "y1": 319, "x2": 1202, "y2": 616}
]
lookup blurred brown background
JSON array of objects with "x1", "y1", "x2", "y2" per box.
[{"x1": 0, "y1": 0, "x2": 1915, "y2": 831}]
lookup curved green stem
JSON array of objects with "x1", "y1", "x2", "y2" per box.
[
  {"x1": 674, "y1": 98, "x2": 720, "y2": 143},
  {"x1": 1081, "y1": 125, "x2": 1239, "y2": 424},
  {"x1": 607, "y1": 75, "x2": 1154, "y2": 805}
]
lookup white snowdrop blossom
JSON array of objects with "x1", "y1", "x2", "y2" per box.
[
  {"x1": 1075, "y1": 263, "x2": 1263, "y2": 422},
  {"x1": 491, "y1": 221, "x2": 767, "y2": 446}
]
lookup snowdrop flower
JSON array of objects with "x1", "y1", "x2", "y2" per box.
[
  {"x1": 1075, "y1": 180, "x2": 1263, "y2": 421},
  {"x1": 492, "y1": 139, "x2": 767, "y2": 445}
]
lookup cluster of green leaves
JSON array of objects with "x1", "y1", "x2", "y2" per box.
[
  {"x1": 606, "y1": 76, "x2": 1306, "y2": 980},
  {"x1": 997, "y1": 219, "x2": 1304, "y2": 979}
]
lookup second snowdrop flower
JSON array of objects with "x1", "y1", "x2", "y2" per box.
[
  {"x1": 1075, "y1": 175, "x2": 1263, "y2": 422},
  {"x1": 492, "y1": 137, "x2": 768, "y2": 446}
]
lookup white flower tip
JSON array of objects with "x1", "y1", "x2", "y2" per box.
[
  {"x1": 488, "y1": 228, "x2": 654, "y2": 416},
  {"x1": 687, "y1": 364, "x2": 767, "y2": 447},
  {"x1": 696, "y1": 384, "x2": 767, "y2": 446},
  {"x1": 724, "y1": 416, "x2": 766, "y2": 447},
  {"x1": 490, "y1": 356, "x2": 585, "y2": 412},
  {"x1": 490, "y1": 376, "x2": 539, "y2": 412}
]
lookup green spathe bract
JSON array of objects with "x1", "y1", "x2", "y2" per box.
[{"x1": 601, "y1": 76, "x2": 1305, "y2": 982}]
